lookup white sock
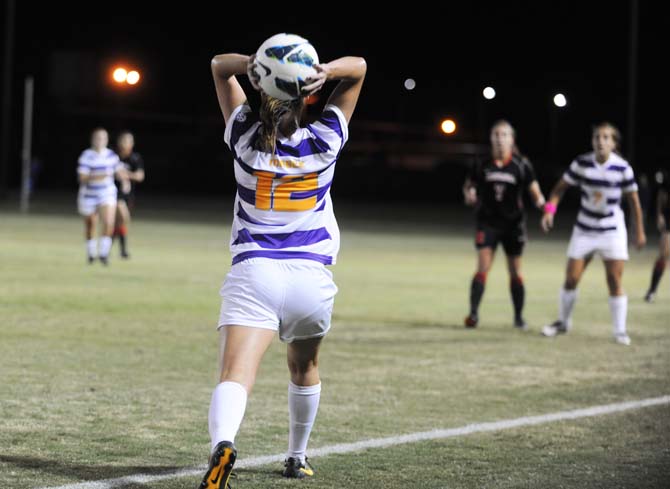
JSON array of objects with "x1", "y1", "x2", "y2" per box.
[
  {"x1": 208, "y1": 381, "x2": 248, "y2": 451},
  {"x1": 99, "y1": 236, "x2": 113, "y2": 258},
  {"x1": 608, "y1": 295, "x2": 628, "y2": 336},
  {"x1": 287, "y1": 381, "x2": 321, "y2": 463},
  {"x1": 559, "y1": 288, "x2": 577, "y2": 328},
  {"x1": 86, "y1": 239, "x2": 97, "y2": 258}
]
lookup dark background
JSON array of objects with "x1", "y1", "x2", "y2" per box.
[{"x1": 1, "y1": 1, "x2": 667, "y2": 204}]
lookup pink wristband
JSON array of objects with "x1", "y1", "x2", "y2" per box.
[{"x1": 544, "y1": 202, "x2": 557, "y2": 215}]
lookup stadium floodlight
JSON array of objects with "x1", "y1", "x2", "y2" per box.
[
  {"x1": 112, "y1": 67, "x2": 128, "y2": 83},
  {"x1": 404, "y1": 78, "x2": 416, "y2": 91},
  {"x1": 483, "y1": 86, "x2": 496, "y2": 100},
  {"x1": 126, "y1": 70, "x2": 140, "y2": 85},
  {"x1": 440, "y1": 118, "x2": 457, "y2": 135},
  {"x1": 553, "y1": 93, "x2": 567, "y2": 108}
]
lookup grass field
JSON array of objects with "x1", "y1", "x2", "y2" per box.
[{"x1": 1, "y1": 198, "x2": 669, "y2": 489}]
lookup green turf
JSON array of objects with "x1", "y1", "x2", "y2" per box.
[{"x1": 0, "y1": 203, "x2": 668, "y2": 489}]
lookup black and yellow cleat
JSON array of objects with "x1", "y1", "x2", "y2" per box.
[
  {"x1": 282, "y1": 457, "x2": 314, "y2": 479},
  {"x1": 199, "y1": 441, "x2": 237, "y2": 489}
]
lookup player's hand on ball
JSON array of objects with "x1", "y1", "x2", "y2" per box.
[
  {"x1": 301, "y1": 65, "x2": 327, "y2": 96},
  {"x1": 541, "y1": 213, "x2": 554, "y2": 233},
  {"x1": 246, "y1": 54, "x2": 261, "y2": 91}
]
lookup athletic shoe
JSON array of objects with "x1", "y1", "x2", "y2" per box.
[
  {"x1": 282, "y1": 457, "x2": 314, "y2": 479},
  {"x1": 644, "y1": 291, "x2": 655, "y2": 303},
  {"x1": 541, "y1": 320, "x2": 568, "y2": 337},
  {"x1": 199, "y1": 441, "x2": 237, "y2": 489},
  {"x1": 614, "y1": 334, "x2": 631, "y2": 346},
  {"x1": 464, "y1": 313, "x2": 479, "y2": 328},
  {"x1": 514, "y1": 317, "x2": 528, "y2": 330}
]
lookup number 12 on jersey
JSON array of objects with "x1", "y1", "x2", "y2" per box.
[{"x1": 253, "y1": 170, "x2": 319, "y2": 212}]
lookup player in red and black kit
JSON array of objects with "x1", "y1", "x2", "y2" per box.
[
  {"x1": 645, "y1": 168, "x2": 669, "y2": 302},
  {"x1": 463, "y1": 120, "x2": 546, "y2": 329},
  {"x1": 114, "y1": 131, "x2": 145, "y2": 258}
]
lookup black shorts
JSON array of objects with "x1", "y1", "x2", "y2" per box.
[
  {"x1": 117, "y1": 191, "x2": 135, "y2": 208},
  {"x1": 475, "y1": 220, "x2": 527, "y2": 256},
  {"x1": 664, "y1": 208, "x2": 670, "y2": 231}
]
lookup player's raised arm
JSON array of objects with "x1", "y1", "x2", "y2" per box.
[
  {"x1": 211, "y1": 53, "x2": 251, "y2": 125},
  {"x1": 302, "y1": 57, "x2": 367, "y2": 124}
]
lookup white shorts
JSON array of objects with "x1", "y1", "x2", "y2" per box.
[
  {"x1": 567, "y1": 225, "x2": 629, "y2": 261},
  {"x1": 218, "y1": 258, "x2": 338, "y2": 343},
  {"x1": 77, "y1": 188, "x2": 117, "y2": 216}
]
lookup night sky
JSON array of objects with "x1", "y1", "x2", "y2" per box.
[{"x1": 2, "y1": 1, "x2": 667, "y2": 198}]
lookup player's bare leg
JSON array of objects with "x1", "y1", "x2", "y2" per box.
[
  {"x1": 465, "y1": 247, "x2": 494, "y2": 328},
  {"x1": 201, "y1": 326, "x2": 275, "y2": 489},
  {"x1": 604, "y1": 259, "x2": 630, "y2": 345},
  {"x1": 97, "y1": 204, "x2": 116, "y2": 265},
  {"x1": 284, "y1": 337, "x2": 322, "y2": 478},
  {"x1": 507, "y1": 255, "x2": 527, "y2": 329},
  {"x1": 84, "y1": 213, "x2": 98, "y2": 263},
  {"x1": 542, "y1": 257, "x2": 590, "y2": 336},
  {"x1": 645, "y1": 231, "x2": 669, "y2": 302},
  {"x1": 115, "y1": 200, "x2": 131, "y2": 258}
]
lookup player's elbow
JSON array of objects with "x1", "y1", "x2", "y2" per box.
[{"x1": 355, "y1": 57, "x2": 367, "y2": 77}]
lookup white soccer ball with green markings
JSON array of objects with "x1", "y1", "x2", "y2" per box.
[{"x1": 254, "y1": 33, "x2": 319, "y2": 101}]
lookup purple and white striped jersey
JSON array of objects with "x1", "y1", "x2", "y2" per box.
[
  {"x1": 562, "y1": 151, "x2": 638, "y2": 233},
  {"x1": 223, "y1": 103, "x2": 348, "y2": 266},
  {"x1": 77, "y1": 148, "x2": 121, "y2": 196}
]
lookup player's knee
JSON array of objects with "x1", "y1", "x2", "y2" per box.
[
  {"x1": 605, "y1": 275, "x2": 621, "y2": 295},
  {"x1": 564, "y1": 277, "x2": 578, "y2": 290},
  {"x1": 219, "y1": 367, "x2": 256, "y2": 393},
  {"x1": 287, "y1": 357, "x2": 318, "y2": 377}
]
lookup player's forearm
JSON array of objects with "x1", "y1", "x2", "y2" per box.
[
  {"x1": 211, "y1": 54, "x2": 249, "y2": 80},
  {"x1": 548, "y1": 179, "x2": 569, "y2": 207},
  {"x1": 627, "y1": 191, "x2": 646, "y2": 236},
  {"x1": 322, "y1": 57, "x2": 367, "y2": 82},
  {"x1": 130, "y1": 170, "x2": 145, "y2": 183},
  {"x1": 658, "y1": 190, "x2": 668, "y2": 219},
  {"x1": 528, "y1": 181, "x2": 546, "y2": 208}
]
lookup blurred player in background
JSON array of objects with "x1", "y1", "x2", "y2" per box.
[
  {"x1": 77, "y1": 128, "x2": 126, "y2": 265},
  {"x1": 462, "y1": 120, "x2": 545, "y2": 330},
  {"x1": 114, "y1": 131, "x2": 145, "y2": 258},
  {"x1": 644, "y1": 168, "x2": 669, "y2": 302},
  {"x1": 541, "y1": 122, "x2": 646, "y2": 345},
  {"x1": 199, "y1": 46, "x2": 366, "y2": 489}
]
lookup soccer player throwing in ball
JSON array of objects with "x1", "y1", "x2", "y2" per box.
[
  {"x1": 541, "y1": 122, "x2": 646, "y2": 345},
  {"x1": 462, "y1": 120, "x2": 546, "y2": 330},
  {"x1": 199, "y1": 35, "x2": 366, "y2": 489}
]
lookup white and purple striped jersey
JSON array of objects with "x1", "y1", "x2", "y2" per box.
[
  {"x1": 77, "y1": 148, "x2": 121, "y2": 197},
  {"x1": 562, "y1": 151, "x2": 638, "y2": 233},
  {"x1": 223, "y1": 103, "x2": 348, "y2": 266}
]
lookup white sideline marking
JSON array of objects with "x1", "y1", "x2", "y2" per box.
[{"x1": 39, "y1": 395, "x2": 670, "y2": 489}]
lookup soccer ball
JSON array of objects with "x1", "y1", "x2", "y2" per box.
[{"x1": 254, "y1": 33, "x2": 319, "y2": 101}]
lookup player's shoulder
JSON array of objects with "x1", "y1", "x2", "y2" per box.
[
  {"x1": 573, "y1": 152, "x2": 595, "y2": 168},
  {"x1": 608, "y1": 152, "x2": 631, "y2": 169},
  {"x1": 79, "y1": 148, "x2": 95, "y2": 159},
  {"x1": 512, "y1": 153, "x2": 532, "y2": 168}
]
